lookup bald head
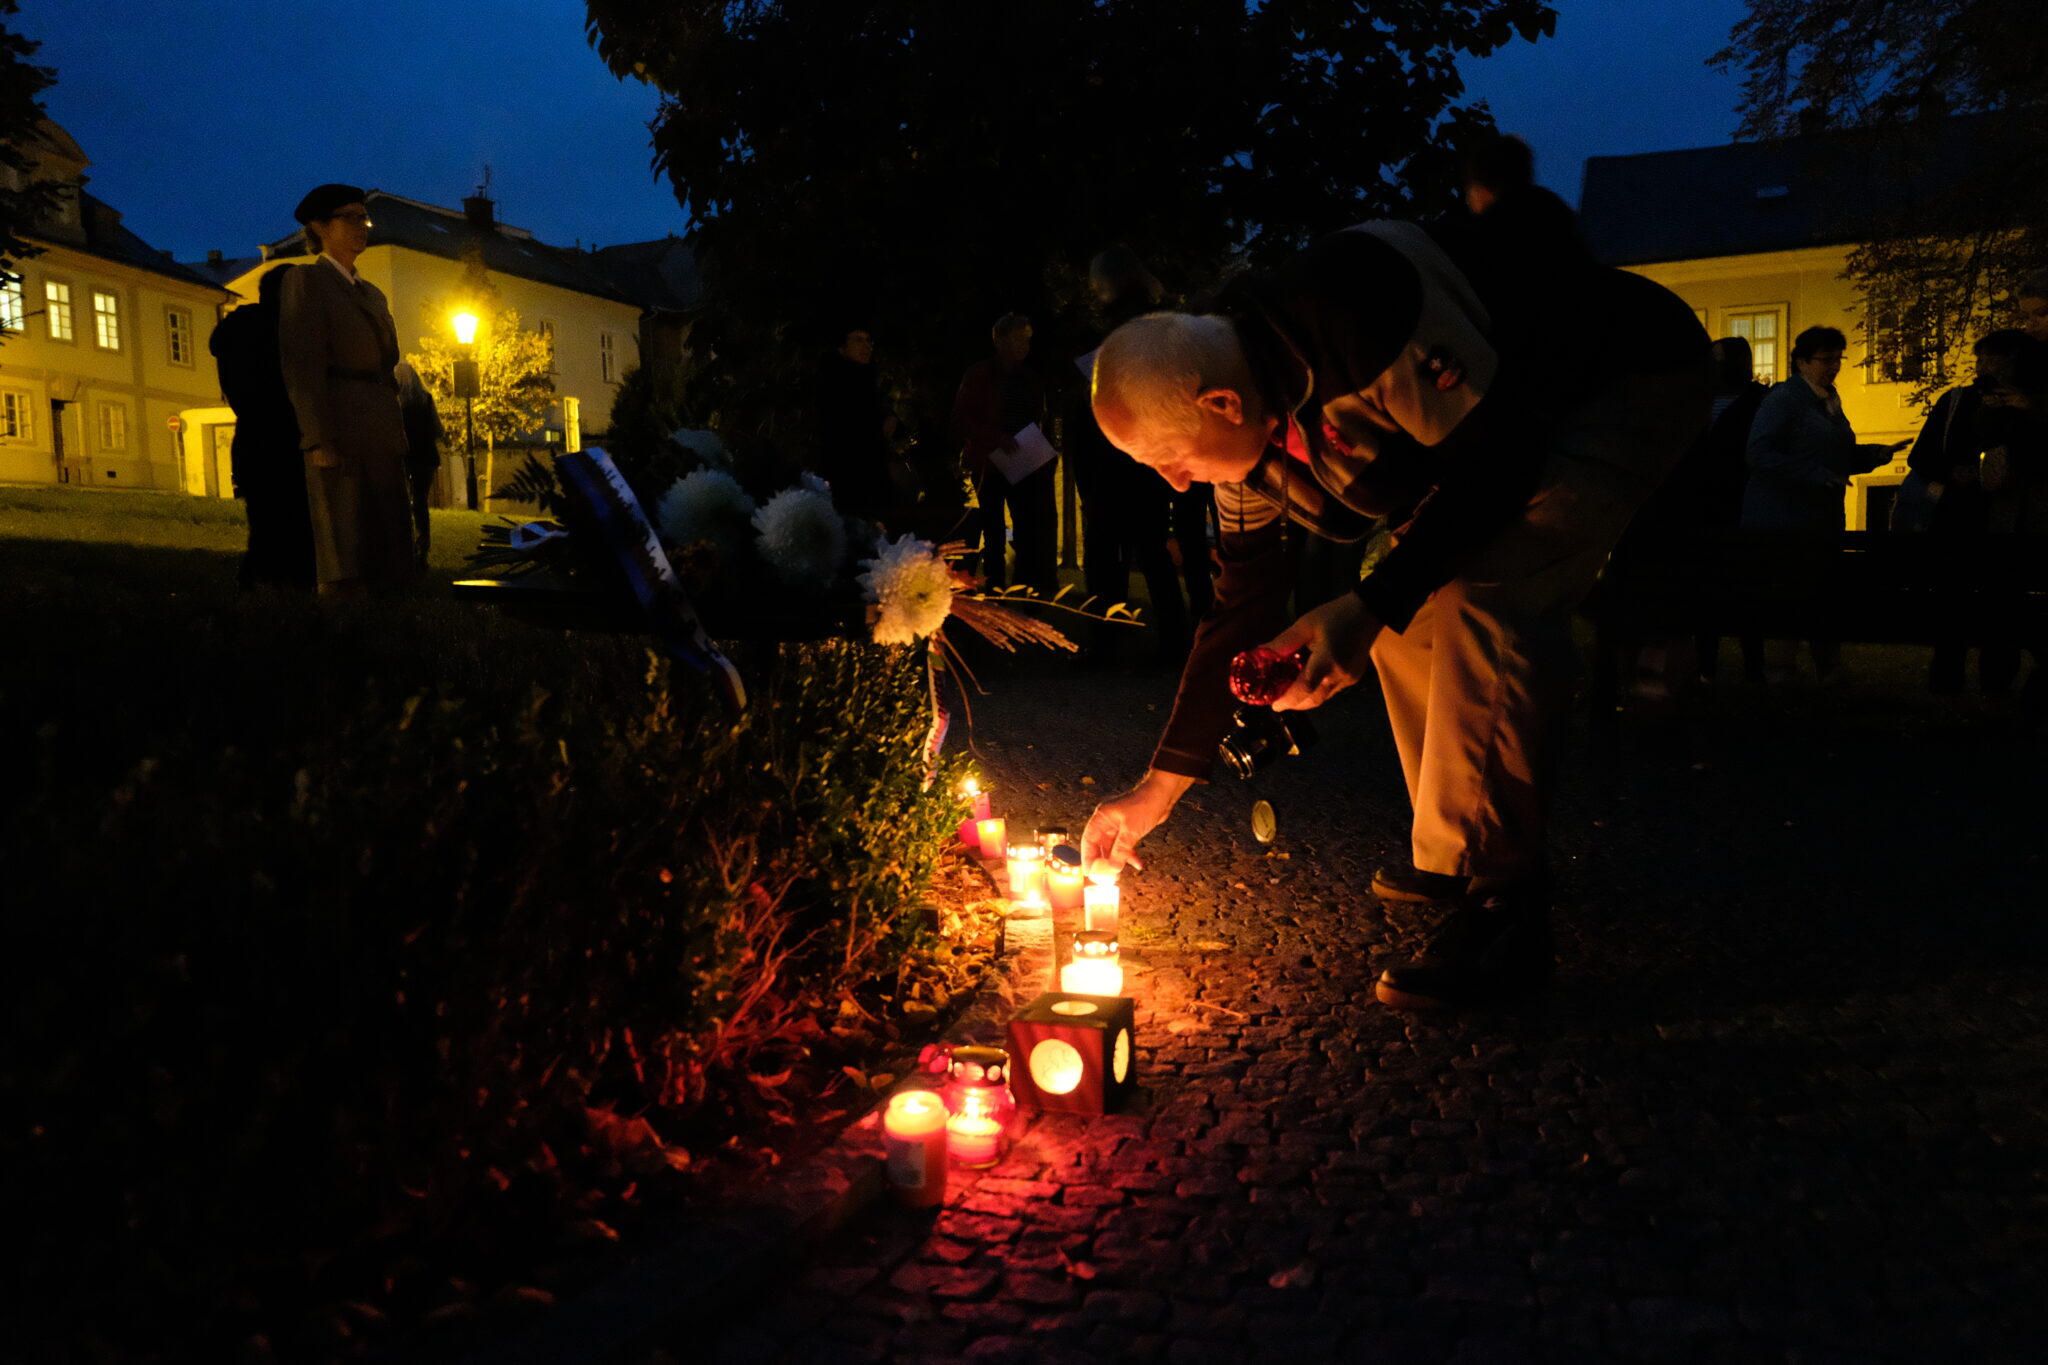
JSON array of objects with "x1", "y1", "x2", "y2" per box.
[{"x1": 1091, "y1": 312, "x2": 1272, "y2": 490}]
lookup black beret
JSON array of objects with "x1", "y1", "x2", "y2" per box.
[{"x1": 294, "y1": 183, "x2": 367, "y2": 224}]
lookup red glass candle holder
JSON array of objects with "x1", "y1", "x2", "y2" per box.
[{"x1": 1229, "y1": 646, "x2": 1306, "y2": 705}]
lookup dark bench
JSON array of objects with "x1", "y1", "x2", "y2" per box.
[{"x1": 1580, "y1": 529, "x2": 2048, "y2": 712}]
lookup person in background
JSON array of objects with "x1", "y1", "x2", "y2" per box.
[
  {"x1": 1740, "y1": 324, "x2": 1910, "y2": 684},
  {"x1": 278, "y1": 184, "x2": 417, "y2": 597},
  {"x1": 211, "y1": 264, "x2": 312, "y2": 590},
  {"x1": 393, "y1": 360, "x2": 444, "y2": 568},
  {"x1": 1896, "y1": 329, "x2": 2033, "y2": 693},
  {"x1": 1068, "y1": 247, "x2": 1192, "y2": 662},
  {"x1": 814, "y1": 324, "x2": 899, "y2": 525},
  {"x1": 953, "y1": 314, "x2": 1057, "y2": 593}
]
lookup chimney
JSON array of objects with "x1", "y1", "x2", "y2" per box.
[
  {"x1": 464, "y1": 195, "x2": 495, "y2": 232},
  {"x1": 207, "y1": 249, "x2": 223, "y2": 264}
]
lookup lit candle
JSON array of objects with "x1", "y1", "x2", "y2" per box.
[
  {"x1": 1060, "y1": 929, "x2": 1123, "y2": 996},
  {"x1": 881, "y1": 1090, "x2": 949, "y2": 1208},
  {"x1": 1046, "y1": 859, "x2": 1085, "y2": 913},
  {"x1": 1005, "y1": 844, "x2": 1046, "y2": 899},
  {"x1": 962, "y1": 777, "x2": 993, "y2": 822},
  {"x1": 959, "y1": 817, "x2": 983, "y2": 854},
  {"x1": 1083, "y1": 876, "x2": 1120, "y2": 935},
  {"x1": 943, "y1": 1046, "x2": 1014, "y2": 1169},
  {"x1": 975, "y1": 818, "x2": 1007, "y2": 861}
]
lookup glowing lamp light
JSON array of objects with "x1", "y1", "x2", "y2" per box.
[
  {"x1": 881, "y1": 1089, "x2": 948, "y2": 1208},
  {"x1": 1046, "y1": 858, "x2": 1086, "y2": 913},
  {"x1": 942, "y1": 1045, "x2": 1015, "y2": 1169},
  {"x1": 451, "y1": 310, "x2": 479, "y2": 346},
  {"x1": 1059, "y1": 929, "x2": 1122, "y2": 997},
  {"x1": 975, "y1": 818, "x2": 1007, "y2": 861},
  {"x1": 1006, "y1": 993, "x2": 1137, "y2": 1115}
]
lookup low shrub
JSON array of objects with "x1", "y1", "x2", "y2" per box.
[{"x1": 1, "y1": 538, "x2": 962, "y2": 1360}]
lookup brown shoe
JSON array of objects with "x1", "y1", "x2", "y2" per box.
[
  {"x1": 1375, "y1": 890, "x2": 1554, "y2": 1011},
  {"x1": 1370, "y1": 865, "x2": 1468, "y2": 904}
]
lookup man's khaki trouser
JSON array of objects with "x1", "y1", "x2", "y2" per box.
[{"x1": 1368, "y1": 359, "x2": 1715, "y2": 880}]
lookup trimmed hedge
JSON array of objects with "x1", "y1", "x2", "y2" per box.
[{"x1": 2, "y1": 540, "x2": 960, "y2": 1359}]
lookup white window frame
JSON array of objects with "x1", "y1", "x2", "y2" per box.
[
  {"x1": 1722, "y1": 304, "x2": 1788, "y2": 384},
  {"x1": 0, "y1": 275, "x2": 24, "y2": 333},
  {"x1": 92, "y1": 289, "x2": 122, "y2": 352},
  {"x1": 536, "y1": 318, "x2": 557, "y2": 373},
  {"x1": 44, "y1": 278, "x2": 74, "y2": 343},
  {"x1": 1, "y1": 388, "x2": 35, "y2": 442},
  {"x1": 165, "y1": 305, "x2": 194, "y2": 367},
  {"x1": 97, "y1": 400, "x2": 129, "y2": 453},
  {"x1": 599, "y1": 331, "x2": 616, "y2": 383},
  {"x1": 563, "y1": 395, "x2": 581, "y2": 453}
]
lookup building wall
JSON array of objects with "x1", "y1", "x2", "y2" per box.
[
  {"x1": 1625, "y1": 245, "x2": 1932, "y2": 529},
  {"x1": 0, "y1": 243, "x2": 229, "y2": 489},
  {"x1": 225, "y1": 243, "x2": 643, "y2": 452}
]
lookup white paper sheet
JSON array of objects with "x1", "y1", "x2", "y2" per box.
[{"x1": 986, "y1": 420, "x2": 1058, "y2": 485}]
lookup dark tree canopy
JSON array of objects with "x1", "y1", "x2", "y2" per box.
[
  {"x1": 585, "y1": 0, "x2": 1555, "y2": 451},
  {"x1": 0, "y1": 0, "x2": 61, "y2": 300},
  {"x1": 1714, "y1": 0, "x2": 2048, "y2": 400}
]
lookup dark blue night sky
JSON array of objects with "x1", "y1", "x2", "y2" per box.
[{"x1": 19, "y1": 0, "x2": 1747, "y2": 263}]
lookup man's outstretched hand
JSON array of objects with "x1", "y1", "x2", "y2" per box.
[
  {"x1": 1267, "y1": 593, "x2": 1383, "y2": 712},
  {"x1": 1082, "y1": 769, "x2": 1194, "y2": 875}
]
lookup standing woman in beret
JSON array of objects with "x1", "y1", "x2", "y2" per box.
[{"x1": 278, "y1": 184, "x2": 417, "y2": 596}]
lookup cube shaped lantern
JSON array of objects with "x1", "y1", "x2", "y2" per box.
[{"x1": 1005, "y1": 992, "x2": 1137, "y2": 1115}]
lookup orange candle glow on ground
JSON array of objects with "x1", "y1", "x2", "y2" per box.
[{"x1": 882, "y1": 1090, "x2": 949, "y2": 1207}]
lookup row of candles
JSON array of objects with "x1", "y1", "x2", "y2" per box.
[{"x1": 882, "y1": 777, "x2": 1132, "y2": 1205}]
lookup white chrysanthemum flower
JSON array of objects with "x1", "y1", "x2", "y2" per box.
[
  {"x1": 655, "y1": 467, "x2": 756, "y2": 561},
  {"x1": 857, "y1": 533, "x2": 955, "y2": 645},
  {"x1": 751, "y1": 486, "x2": 848, "y2": 586},
  {"x1": 799, "y1": 471, "x2": 833, "y2": 500},
  {"x1": 670, "y1": 427, "x2": 731, "y2": 468}
]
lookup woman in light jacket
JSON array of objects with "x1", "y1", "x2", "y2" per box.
[{"x1": 278, "y1": 183, "x2": 417, "y2": 596}]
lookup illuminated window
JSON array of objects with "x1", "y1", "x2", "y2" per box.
[
  {"x1": 1723, "y1": 306, "x2": 1786, "y2": 383},
  {"x1": 166, "y1": 307, "x2": 194, "y2": 366},
  {"x1": 599, "y1": 331, "x2": 616, "y2": 383},
  {"x1": 92, "y1": 290, "x2": 121, "y2": 351},
  {"x1": 1, "y1": 389, "x2": 34, "y2": 441},
  {"x1": 0, "y1": 276, "x2": 23, "y2": 332},
  {"x1": 98, "y1": 401, "x2": 128, "y2": 452},
  {"x1": 45, "y1": 280, "x2": 73, "y2": 342},
  {"x1": 1866, "y1": 296, "x2": 1949, "y2": 386},
  {"x1": 536, "y1": 318, "x2": 557, "y2": 372},
  {"x1": 563, "y1": 395, "x2": 581, "y2": 452}
]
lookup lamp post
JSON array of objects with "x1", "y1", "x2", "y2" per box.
[{"x1": 451, "y1": 310, "x2": 480, "y2": 510}]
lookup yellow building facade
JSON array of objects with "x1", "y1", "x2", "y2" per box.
[{"x1": 0, "y1": 123, "x2": 234, "y2": 491}]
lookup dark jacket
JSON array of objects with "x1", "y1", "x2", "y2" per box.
[
  {"x1": 1150, "y1": 220, "x2": 1706, "y2": 779},
  {"x1": 1740, "y1": 380, "x2": 1893, "y2": 531},
  {"x1": 952, "y1": 357, "x2": 1045, "y2": 477},
  {"x1": 815, "y1": 352, "x2": 893, "y2": 518},
  {"x1": 209, "y1": 301, "x2": 301, "y2": 497}
]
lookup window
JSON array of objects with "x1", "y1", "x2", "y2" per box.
[
  {"x1": 1723, "y1": 306, "x2": 1786, "y2": 383},
  {"x1": 45, "y1": 280, "x2": 73, "y2": 342},
  {"x1": 98, "y1": 402, "x2": 128, "y2": 452},
  {"x1": 1866, "y1": 296, "x2": 1949, "y2": 386},
  {"x1": 1, "y1": 389, "x2": 34, "y2": 442},
  {"x1": 599, "y1": 332, "x2": 616, "y2": 383},
  {"x1": 166, "y1": 307, "x2": 194, "y2": 366},
  {"x1": 0, "y1": 276, "x2": 23, "y2": 332},
  {"x1": 92, "y1": 290, "x2": 122, "y2": 350},
  {"x1": 536, "y1": 318, "x2": 557, "y2": 372},
  {"x1": 563, "y1": 395, "x2": 581, "y2": 453}
]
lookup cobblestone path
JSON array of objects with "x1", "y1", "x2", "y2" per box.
[{"x1": 700, "y1": 647, "x2": 2048, "y2": 1364}]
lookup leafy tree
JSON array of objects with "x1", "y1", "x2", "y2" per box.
[
  {"x1": 405, "y1": 301, "x2": 556, "y2": 498},
  {"x1": 583, "y1": 0, "x2": 1555, "y2": 450},
  {"x1": 0, "y1": 0, "x2": 63, "y2": 316},
  {"x1": 1713, "y1": 0, "x2": 2048, "y2": 401}
]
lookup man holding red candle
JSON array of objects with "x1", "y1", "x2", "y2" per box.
[{"x1": 1080, "y1": 217, "x2": 1711, "y2": 1010}]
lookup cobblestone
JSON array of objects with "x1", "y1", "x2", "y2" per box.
[{"x1": 694, "y1": 654, "x2": 2048, "y2": 1362}]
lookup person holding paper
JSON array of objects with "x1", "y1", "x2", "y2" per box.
[{"x1": 953, "y1": 313, "x2": 1059, "y2": 593}]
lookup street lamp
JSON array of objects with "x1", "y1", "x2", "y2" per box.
[{"x1": 451, "y1": 310, "x2": 481, "y2": 510}]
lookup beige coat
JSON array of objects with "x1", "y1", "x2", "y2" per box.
[{"x1": 279, "y1": 259, "x2": 417, "y2": 588}]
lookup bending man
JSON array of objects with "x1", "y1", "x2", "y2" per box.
[{"x1": 1080, "y1": 220, "x2": 1710, "y2": 1010}]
